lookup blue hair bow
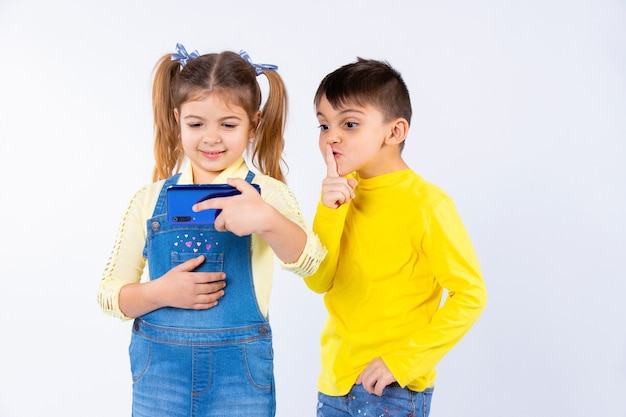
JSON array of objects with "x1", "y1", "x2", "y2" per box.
[
  {"x1": 172, "y1": 43, "x2": 199, "y2": 68},
  {"x1": 239, "y1": 50, "x2": 278, "y2": 76}
]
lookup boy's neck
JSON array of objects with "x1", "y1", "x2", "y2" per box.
[{"x1": 357, "y1": 156, "x2": 409, "y2": 179}]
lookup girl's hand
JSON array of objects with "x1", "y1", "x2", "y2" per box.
[
  {"x1": 157, "y1": 255, "x2": 226, "y2": 310},
  {"x1": 321, "y1": 144, "x2": 357, "y2": 209},
  {"x1": 193, "y1": 177, "x2": 306, "y2": 264},
  {"x1": 192, "y1": 178, "x2": 269, "y2": 236},
  {"x1": 355, "y1": 357, "x2": 397, "y2": 396}
]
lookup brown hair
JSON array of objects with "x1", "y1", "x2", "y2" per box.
[
  {"x1": 151, "y1": 50, "x2": 288, "y2": 182},
  {"x1": 314, "y1": 58, "x2": 412, "y2": 151}
]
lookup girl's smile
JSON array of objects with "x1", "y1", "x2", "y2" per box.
[
  {"x1": 175, "y1": 94, "x2": 256, "y2": 184},
  {"x1": 200, "y1": 150, "x2": 226, "y2": 160}
]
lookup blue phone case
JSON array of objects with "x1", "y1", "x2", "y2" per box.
[{"x1": 166, "y1": 183, "x2": 261, "y2": 225}]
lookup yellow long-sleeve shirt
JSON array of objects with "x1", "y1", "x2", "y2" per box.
[
  {"x1": 98, "y1": 158, "x2": 327, "y2": 320},
  {"x1": 305, "y1": 169, "x2": 487, "y2": 395}
]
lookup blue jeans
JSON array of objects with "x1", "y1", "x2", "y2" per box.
[
  {"x1": 130, "y1": 319, "x2": 275, "y2": 417},
  {"x1": 316, "y1": 383, "x2": 434, "y2": 417}
]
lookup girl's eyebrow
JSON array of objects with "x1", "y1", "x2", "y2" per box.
[
  {"x1": 182, "y1": 114, "x2": 205, "y2": 120},
  {"x1": 182, "y1": 114, "x2": 243, "y2": 121}
]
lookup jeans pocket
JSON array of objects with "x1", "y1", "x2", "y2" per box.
[
  {"x1": 129, "y1": 331, "x2": 151, "y2": 382},
  {"x1": 243, "y1": 339, "x2": 274, "y2": 389},
  {"x1": 171, "y1": 251, "x2": 224, "y2": 272}
]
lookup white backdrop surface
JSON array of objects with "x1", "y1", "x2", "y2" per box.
[{"x1": 0, "y1": 1, "x2": 624, "y2": 416}]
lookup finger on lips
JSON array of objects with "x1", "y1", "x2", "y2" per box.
[{"x1": 325, "y1": 144, "x2": 340, "y2": 178}]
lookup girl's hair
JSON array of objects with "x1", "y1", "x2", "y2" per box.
[{"x1": 151, "y1": 50, "x2": 288, "y2": 183}]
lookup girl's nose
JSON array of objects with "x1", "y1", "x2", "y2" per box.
[{"x1": 203, "y1": 130, "x2": 221, "y2": 144}]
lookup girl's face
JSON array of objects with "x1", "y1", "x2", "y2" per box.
[{"x1": 176, "y1": 94, "x2": 257, "y2": 184}]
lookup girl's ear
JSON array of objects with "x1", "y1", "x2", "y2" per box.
[
  {"x1": 384, "y1": 118, "x2": 409, "y2": 146},
  {"x1": 250, "y1": 111, "x2": 262, "y2": 138},
  {"x1": 173, "y1": 108, "x2": 180, "y2": 123}
]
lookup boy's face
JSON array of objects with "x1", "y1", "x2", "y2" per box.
[{"x1": 316, "y1": 95, "x2": 398, "y2": 178}]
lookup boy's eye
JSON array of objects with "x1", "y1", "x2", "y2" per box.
[
  {"x1": 318, "y1": 124, "x2": 329, "y2": 131},
  {"x1": 345, "y1": 121, "x2": 358, "y2": 128}
]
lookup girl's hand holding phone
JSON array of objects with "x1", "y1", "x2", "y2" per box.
[{"x1": 193, "y1": 178, "x2": 270, "y2": 236}]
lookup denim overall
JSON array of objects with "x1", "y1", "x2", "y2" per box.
[{"x1": 129, "y1": 172, "x2": 275, "y2": 417}]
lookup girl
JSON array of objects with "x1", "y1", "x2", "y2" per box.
[{"x1": 97, "y1": 43, "x2": 326, "y2": 417}]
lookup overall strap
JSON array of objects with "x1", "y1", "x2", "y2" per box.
[{"x1": 152, "y1": 173, "x2": 182, "y2": 218}]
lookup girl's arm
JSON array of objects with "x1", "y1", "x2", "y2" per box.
[
  {"x1": 191, "y1": 176, "x2": 328, "y2": 276},
  {"x1": 193, "y1": 177, "x2": 308, "y2": 264},
  {"x1": 97, "y1": 185, "x2": 225, "y2": 320},
  {"x1": 118, "y1": 255, "x2": 226, "y2": 318}
]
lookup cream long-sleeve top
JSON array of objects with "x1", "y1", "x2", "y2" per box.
[{"x1": 98, "y1": 157, "x2": 326, "y2": 320}]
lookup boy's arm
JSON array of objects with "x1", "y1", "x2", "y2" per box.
[
  {"x1": 304, "y1": 147, "x2": 354, "y2": 293},
  {"x1": 303, "y1": 198, "x2": 349, "y2": 293},
  {"x1": 383, "y1": 197, "x2": 487, "y2": 387}
]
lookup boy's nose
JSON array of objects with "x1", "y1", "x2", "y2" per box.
[{"x1": 326, "y1": 132, "x2": 341, "y2": 144}]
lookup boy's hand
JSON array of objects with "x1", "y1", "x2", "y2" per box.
[
  {"x1": 192, "y1": 178, "x2": 268, "y2": 236},
  {"x1": 158, "y1": 255, "x2": 226, "y2": 310},
  {"x1": 355, "y1": 357, "x2": 397, "y2": 396},
  {"x1": 321, "y1": 144, "x2": 357, "y2": 209}
]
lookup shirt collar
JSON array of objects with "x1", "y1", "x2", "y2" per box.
[{"x1": 179, "y1": 157, "x2": 249, "y2": 184}]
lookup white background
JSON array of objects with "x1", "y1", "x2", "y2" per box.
[{"x1": 1, "y1": 1, "x2": 625, "y2": 416}]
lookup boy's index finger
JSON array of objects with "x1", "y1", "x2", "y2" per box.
[{"x1": 325, "y1": 144, "x2": 340, "y2": 178}]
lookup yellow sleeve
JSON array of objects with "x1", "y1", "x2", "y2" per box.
[
  {"x1": 384, "y1": 197, "x2": 488, "y2": 387},
  {"x1": 261, "y1": 178, "x2": 327, "y2": 278},
  {"x1": 96, "y1": 185, "x2": 153, "y2": 320},
  {"x1": 303, "y1": 198, "x2": 349, "y2": 294}
]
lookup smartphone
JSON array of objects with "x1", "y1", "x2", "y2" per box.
[{"x1": 166, "y1": 183, "x2": 261, "y2": 225}]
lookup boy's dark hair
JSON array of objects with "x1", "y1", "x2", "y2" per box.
[{"x1": 314, "y1": 57, "x2": 412, "y2": 127}]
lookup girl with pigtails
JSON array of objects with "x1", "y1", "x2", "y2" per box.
[{"x1": 97, "y1": 44, "x2": 326, "y2": 417}]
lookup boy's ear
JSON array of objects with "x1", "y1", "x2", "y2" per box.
[{"x1": 384, "y1": 118, "x2": 409, "y2": 146}]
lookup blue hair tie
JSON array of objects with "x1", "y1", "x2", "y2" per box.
[
  {"x1": 238, "y1": 50, "x2": 278, "y2": 76},
  {"x1": 172, "y1": 43, "x2": 199, "y2": 68}
]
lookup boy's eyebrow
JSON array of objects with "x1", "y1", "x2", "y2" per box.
[{"x1": 316, "y1": 108, "x2": 366, "y2": 118}]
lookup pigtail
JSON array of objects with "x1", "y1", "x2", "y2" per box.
[
  {"x1": 151, "y1": 54, "x2": 184, "y2": 182},
  {"x1": 253, "y1": 69, "x2": 288, "y2": 183}
]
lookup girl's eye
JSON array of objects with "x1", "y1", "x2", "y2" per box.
[
  {"x1": 223, "y1": 123, "x2": 238, "y2": 129},
  {"x1": 318, "y1": 124, "x2": 329, "y2": 131},
  {"x1": 345, "y1": 121, "x2": 358, "y2": 128},
  {"x1": 189, "y1": 122, "x2": 202, "y2": 128}
]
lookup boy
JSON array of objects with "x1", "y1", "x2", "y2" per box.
[{"x1": 305, "y1": 58, "x2": 487, "y2": 417}]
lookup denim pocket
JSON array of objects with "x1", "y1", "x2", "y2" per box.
[
  {"x1": 129, "y1": 331, "x2": 151, "y2": 382},
  {"x1": 243, "y1": 339, "x2": 274, "y2": 389},
  {"x1": 171, "y1": 251, "x2": 224, "y2": 272}
]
